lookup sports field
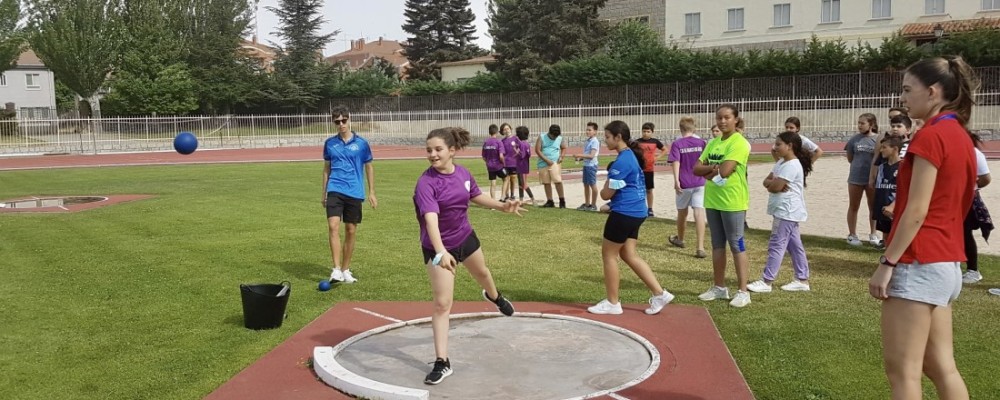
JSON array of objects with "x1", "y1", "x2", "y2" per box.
[{"x1": 2, "y1": 158, "x2": 998, "y2": 399}]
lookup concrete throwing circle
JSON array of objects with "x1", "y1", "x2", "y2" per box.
[{"x1": 313, "y1": 312, "x2": 659, "y2": 400}]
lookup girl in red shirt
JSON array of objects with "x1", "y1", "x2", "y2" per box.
[{"x1": 868, "y1": 56, "x2": 978, "y2": 399}]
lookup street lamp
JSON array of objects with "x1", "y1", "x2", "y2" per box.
[{"x1": 933, "y1": 23, "x2": 945, "y2": 39}]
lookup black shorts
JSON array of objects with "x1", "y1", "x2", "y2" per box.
[
  {"x1": 488, "y1": 169, "x2": 507, "y2": 180},
  {"x1": 422, "y1": 231, "x2": 482, "y2": 264},
  {"x1": 643, "y1": 171, "x2": 655, "y2": 189},
  {"x1": 603, "y1": 212, "x2": 645, "y2": 243},
  {"x1": 326, "y1": 192, "x2": 363, "y2": 223},
  {"x1": 504, "y1": 167, "x2": 518, "y2": 175}
]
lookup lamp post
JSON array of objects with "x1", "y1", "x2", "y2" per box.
[{"x1": 933, "y1": 23, "x2": 945, "y2": 39}]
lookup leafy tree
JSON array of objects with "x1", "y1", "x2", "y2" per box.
[
  {"x1": 328, "y1": 68, "x2": 398, "y2": 98},
  {"x1": 102, "y1": 63, "x2": 199, "y2": 115},
  {"x1": 0, "y1": 0, "x2": 24, "y2": 73},
  {"x1": 180, "y1": 0, "x2": 258, "y2": 114},
  {"x1": 26, "y1": 0, "x2": 125, "y2": 118},
  {"x1": 402, "y1": 0, "x2": 485, "y2": 81},
  {"x1": 607, "y1": 20, "x2": 663, "y2": 60},
  {"x1": 55, "y1": 78, "x2": 77, "y2": 114},
  {"x1": 488, "y1": 0, "x2": 608, "y2": 88},
  {"x1": 268, "y1": 0, "x2": 337, "y2": 111},
  {"x1": 934, "y1": 26, "x2": 1000, "y2": 67},
  {"x1": 364, "y1": 57, "x2": 400, "y2": 81}
]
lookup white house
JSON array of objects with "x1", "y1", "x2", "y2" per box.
[
  {"x1": 0, "y1": 50, "x2": 57, "y2": 119},
  {"x1": 438, "y1": 55, "x2": 496, "y2": 83},
  {"x1": 602, "y1": 0, "x2": 1000, "y2": 50}
]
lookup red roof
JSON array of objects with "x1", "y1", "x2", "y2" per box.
[
  {"x1": 325, "y1": 38, "x2": 409, "y2": 71},
  {"x1": 901, "y1": 17, "x2": 1000, "y2": 38},
  {"x1": 15, "y1": 49, "x2": 44, "y2": 67}
]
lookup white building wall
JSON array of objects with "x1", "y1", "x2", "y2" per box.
[
  {"x1": 665, "y1": 0, "x2": 1000, "y2": 49},
  {"x1": 0, "y1": 68, "x2": 57, "y2": 114},
  {"x1": 440, "y1": 64, "x2": 489, "y2": 83}
]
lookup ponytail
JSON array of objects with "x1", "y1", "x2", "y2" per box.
[
  {"x1": 427, "y1": 127, "x2": 471, "y2": 150},
  {"x1": 777, "y1": 131, "x2": 813, "y2": 187},
  {"x1": 906, "y1": 56, "x2": 981, "y2": 146}
]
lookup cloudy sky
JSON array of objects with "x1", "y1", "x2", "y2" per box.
[{"x1": 253, "y1": 0, "x2": 494, "y2": 56}]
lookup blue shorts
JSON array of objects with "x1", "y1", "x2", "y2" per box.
[{"x1": 583, "y1": 165, "x2": 597, "y2": 185}]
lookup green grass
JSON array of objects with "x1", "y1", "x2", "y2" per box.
[{"x1": 1, "y1": 159, "x2": 999, "y2": 400}]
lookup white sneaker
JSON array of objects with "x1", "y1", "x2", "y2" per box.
[
  {"x1": 747, "y1": 280, "x2": 772, "y2": 293},
  {"x1": 729, "y1": 291, "x2": 751, "y2": 308},
  {"x1": 645, "y1": 291, "x2": 675, "y2": 315},
  {"x1": 868, "y1": 234, "x2": 881, "y2": 246},
  {"x1": 341, "y1": 269, "x2": 357, "y2": 283},
  {"x1": 587, "y1": 299, "x2": 623, "y2": 315},
  {"x1": 988, "y1": 288, "x2": 1000, "y2": 296},
  {"x1": 698, "y1": 286, "x2": 730, "y2": 301},
  {"x1": 329, "y1": 268, "x2": 344, "y2": 282},
  {"x1": 846, "y1": 235, "x2": 862, "y2": 246},
  {"x1": 962, "y1": 270, "x2": 983, "y2": 284},
  {"x1": 780, "y1": 280, "x2": 811, "y2": 292}
]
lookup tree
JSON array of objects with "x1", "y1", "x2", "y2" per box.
[
  {"x1": 488, "y1": 0, "x2": 608, "y2": 87},
  {"x1": 26, "y1": 0, "x2": 125, "y2": 118},
  {"x1": 0, "y1": 0, "x2": 24, "y2": 73},
  {"x1": 364, "y1": 57, "x2": 400, "y2": 81},
  {"x1": 179, "y1": 0, "x2": 258, "y2": 114},
  {"x1": 268, "y1": 0, "x2": 337, "y2": 111},
  {"x1": 402, "y1": 0, "x2": 485, "y2": 81},
  {"x1": 607, "y1": 20, "x2": 663, "y2": 60},
  {"x1": 102, "y1": 63, "x2": 199, "y2": 115}
]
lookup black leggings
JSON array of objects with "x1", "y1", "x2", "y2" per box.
[
  {"x1": 964, "y1": 226, "x2": 978, "y2": 272},
  {"x1": 517, "y1": 173, "x2": 534, "y2": 199}
]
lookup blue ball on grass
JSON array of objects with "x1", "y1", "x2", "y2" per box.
[{"x1": 318, "y1": 280, "x2": 332, "y2": 291}]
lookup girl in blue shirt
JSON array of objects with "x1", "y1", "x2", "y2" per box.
[{"x1": 588, "y1": 121, "x2": 675, "y2": 316}]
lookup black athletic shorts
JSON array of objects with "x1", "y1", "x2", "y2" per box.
[
  {"x1": 603, "y1": 212, "x2": 645, "y2": 243},
  {"x1": 326, "y1": 192, "x2": 363, "y2": 223},
  {"x1": 504, "y1": 167, "x2": 518, "y2": 175},
  {"x1": 488, "y1": 168, "x2": 508, "y2": 180},
  {"x1": 643, "y1": 171, "x2": 655, "y2": 190},
  {"x1": 422, "y1": 231, "x2": 482, "y2": 264}
]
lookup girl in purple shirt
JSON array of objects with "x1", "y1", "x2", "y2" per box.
[
  {"x1": 413, "y1": 127, "x2": 526, "y2": 385},
  {"x1": 515, "y1": 126, "x2": 536, "y2": 204}
]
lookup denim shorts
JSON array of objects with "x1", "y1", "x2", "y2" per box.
[
  {"x1": 582, "y1": 165, "x2": 597, "y2": 185},
  {"x1": 887, "y1": 261, "x2": 962, "y2": 307}
]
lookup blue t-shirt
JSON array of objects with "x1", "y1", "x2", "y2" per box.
[
  {"x1": 608, "y1": 148, "x2": 647, "y2": 218},
  {"x1": 583, "y1": 137, "x2": 600, "y2": 167},
  {"x1": 323, "y1": 132, "x2": 373, "y2": 200}
]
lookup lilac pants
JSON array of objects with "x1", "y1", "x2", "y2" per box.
[{"x1": 763, "y1": 218, "x2": 810, "y2": 282}]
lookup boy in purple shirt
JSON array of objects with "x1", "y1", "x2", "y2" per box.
[
  {"x1": 414, "y1": 127, "x2": 525, "y2": 385},
  {"x1": 499, "y1": 123, "x2": 518, "y2": 201},
  {"x1": 481, "y1": 124, "x2": 506, "y2": 200},
  {"x1": 515, "y1": 126, "x2": 536, "y2": 204},
  {"x1": 667, "y1": 116, "x2": 708, "y2": 258}
]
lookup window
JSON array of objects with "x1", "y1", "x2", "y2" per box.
[
  {"x1": 984, "y1": 0, "x2": 1000, "y2": 10},
  {"x1": 925, "y1": 0, "x2": 945, "y2": 14},
  {"x1": 624, "y1": 15, "x2": 650, "y2": 25},
  {"x1": 872, "y1": 0, "x2": 892, "y2": 18},
  {"x1": 774, "y1": 3, "x2": 791, "y2": 26},
  {"x1": 821, "y1": 0, "x2": 841, "y2": 22},
  {"x1": 685, "y1": 13, "x2": 701, "y2": 35},
  {"x1": 727, "y1": 8, "x2": 745, "y2": 31},
  {"x1": 25, "y1": 73, "x2": 40, "y2": 90},
  {"x1": 0, "y1": 73, "x2": 6, "y2": 86}
]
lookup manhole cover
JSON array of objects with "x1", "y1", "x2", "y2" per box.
[{"x1": 2, "y1": 196, "x2": 107, "y2": 209}]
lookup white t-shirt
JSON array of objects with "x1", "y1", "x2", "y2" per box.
[
  {"x1": 800, "y1": 136, "x2": 819, "y2": 153},
  {"x1": 975, "y1": 148, "x2": 989, "y2": 177},
  {"x1": 767, "y1": 159, "x2": 808, "y2": 222}
]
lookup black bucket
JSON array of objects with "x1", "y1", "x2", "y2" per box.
[{"x1": 240, "y1": 281, "x2": 291, "y2": 330}]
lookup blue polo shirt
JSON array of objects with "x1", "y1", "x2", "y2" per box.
[
  {"x1": 323, "y1": 132, "x2": 373, "y2": 200},
  {"x1": 608, "y1": 148, "x2": 647, "y2": 218}
]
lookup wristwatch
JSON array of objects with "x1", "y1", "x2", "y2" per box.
[{"x1": 879, "y1": 255, "x2": 897, "y2": 268}]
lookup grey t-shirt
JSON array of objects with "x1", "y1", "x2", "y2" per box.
[{"x1": 845, "y1": 133, "x2": 876, "y2": 185}]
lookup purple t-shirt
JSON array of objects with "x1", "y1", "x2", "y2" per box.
[
  {"x1": 414, "y1": 165, "x2": 482, "y2": 251},
  {"x1": 502, "y1": 136, "x2": 519, "y2": 168},
  {"x1": 668, "y1": 136, "x2": 708, "y2": 189},
  {"x1": 517, "y1": 140, "x2": 531, "y2": 174},
  {"x1": 482, "y1": 137, "x2": 504, "y2": 171}
]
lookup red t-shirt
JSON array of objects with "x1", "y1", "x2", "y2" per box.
[
  {"x1": 886, "y1": 112, "x2": 976, "y2": 264},
  {"x1": 636, "y1": 138, "x2": 665, "y2": 172}
]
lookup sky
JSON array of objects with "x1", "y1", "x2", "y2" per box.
[{"x1": 253, "y1": 0, "x2": 494, "y2": 56}]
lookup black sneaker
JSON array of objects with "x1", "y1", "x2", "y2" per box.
[
  {"x1": 541, "y1": 200, "x2": 555, "y2": 208},
  {"x1": 424, "y1": 358, "x2": 452, "y2": 385},
  {"x1": 558, "y1": 199, "x2": 566, "y2": 209},
  {"x1": 483, "y1": 290, "x2": 515, "y2": 316}
]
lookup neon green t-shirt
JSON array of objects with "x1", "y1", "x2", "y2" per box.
[{"x1": 698, "y1": 132, "x2": 751, "y2": 211}]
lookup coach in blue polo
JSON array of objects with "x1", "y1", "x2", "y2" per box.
[{"x1": 323, "y1": 105, "x2": 377, "y2": 284}]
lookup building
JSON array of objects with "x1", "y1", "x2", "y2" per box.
[
  {"x1": 0, "y1": 50, "x2": 57, "y2": 119},
  {"x1": 600, "y1": 0, "x2": 1000, "y2": 51},
  {"x1": 438, "y1": 55, "x2": 496, "y2": 83},
  {"x1": 240, "y1": 36, "x2": 279, "y2": 72},
  {"x1": 324, "y1": 38, "x2": 409, "y2": 77}
]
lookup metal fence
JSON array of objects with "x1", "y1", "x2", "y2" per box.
[{"x1": 3, "y1": 93, "x2": 999, "y2": 155}]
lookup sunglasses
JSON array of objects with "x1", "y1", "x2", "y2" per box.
[{"x1": 333, "y1": 119, "x2": 348, "y2": 125}]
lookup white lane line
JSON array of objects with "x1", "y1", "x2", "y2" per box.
[
  {"x1": 353, "y1": 307, "x2": 403, "y2": 323},
  {"x1": 608, "y1": 393, "x2": 630, "y2": 400}
]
